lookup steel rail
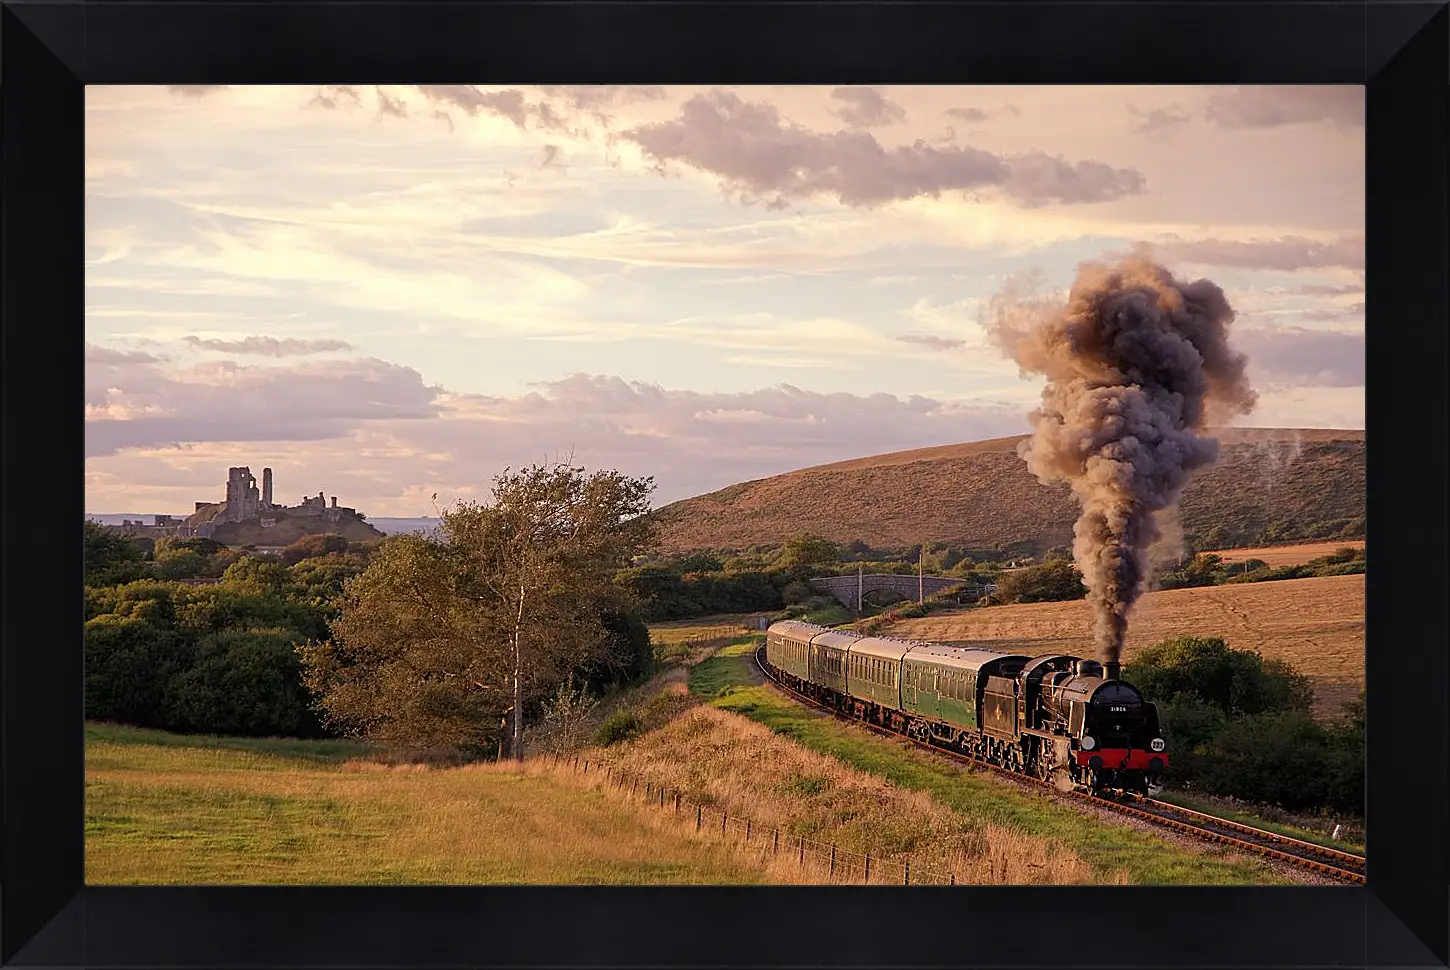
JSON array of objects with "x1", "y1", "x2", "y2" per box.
[{"x1": 751, "y1": 644, "x2": 1365, "y2": 884}]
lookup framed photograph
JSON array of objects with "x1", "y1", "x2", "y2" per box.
[{"x1": 3, "y1": 2, "x2": 1445, "y2": 968}]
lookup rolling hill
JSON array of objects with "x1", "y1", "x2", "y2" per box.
[{"x1": 651, "y1": 428, "x2": 1364, "y2": 555}]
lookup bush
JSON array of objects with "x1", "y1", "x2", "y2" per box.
[
  {"x1": 1125, "y1": 636, "x2": 1314, "y2": 716},
  {"x1": 575, "y1": 605, "x2": 652, "y2": 694},
  {"x1": 168, "y1": 627, "x2": 324, "y2": 737},
  {"x1": 84, "y1": 616, "x2": 193, "y2": 727},
  {"x1": 83, "y1": 521, "x2": 151, "y2": 586},
  {"x1": 595, "y1": 711, "x2": 641, "y2": 747},
  {"x1": 781, "y1": 580, "x2": 814, "y2": 605},
  {"x1": 1157, "y1": 553, "x2": 1228, "y2": 590},
  {"x1": 282, "y1": 533, "x2": 350, "y2": 566},
  {"x1": 1189, "y1": 711, "x2": 1363, "y2": 813},
  {"x1": 985, "y1": 559, "x2": 1086, "y2": 605},
  {"x1": 1130, "y1": 637, "x2": 1359, "y2": 815}
]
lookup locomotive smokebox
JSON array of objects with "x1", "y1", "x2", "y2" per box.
[{"x1": 1104, "y1": 661, "x2": 1122, "y2": 681}]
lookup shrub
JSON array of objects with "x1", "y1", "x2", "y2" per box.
[
  {"x1": 84, "y1": 616, "x2": 193, "y2": 727},
  {"x1": 168, "y1": 626, "x2": 324, "y2": 737},
  {"x1": 1124, "y1": 636, "x2": 1315, "y2": 716},
  {"x1": 781, "y1": 580, "x2": 814, "y2": 605},
  {"x1": 986, "y1": 559, "x2": 1086, "y2": 605},
  {"x1": 282, "y1": 533, "x2": 351, "y2": 566},
  {"x1": 1129, "y1": 638, "x2": 1359, "y2": 815},
  {"x1": 1192, "y1": 711, "x2": 1347, "y2": 812},
  {"x1": 596, "y1": 711, "x2": 641, "y2": 747},
  {"x1": 83, "y1": 521, "x2": 151, "y2": 586}
]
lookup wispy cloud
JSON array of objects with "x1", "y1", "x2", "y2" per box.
[
  {"x1": 1156, "y1": 233, "x2": 1364, "y2": 271},
  {"x1": 182, "y1": 335, "x2": 354, "y2": 356},
  {"x1": 1239, "y1": 326, "x2": 1364, "y2": 387},
  {"x1": 897, "y1": 334, "x2": 967, "y2": 351},
  {"x1": 831, "y1": 87, "x2": 907, "y2": 128},
  {"x1": 1206, "y1": 86, "x2": 1363, "y2": 130},
  {"x1": 1129, "y1": 102, "x2": 1193, "y2": 137},
  {"x1": 621, "y1": 90, "x2": 1145, "y2": 209}
]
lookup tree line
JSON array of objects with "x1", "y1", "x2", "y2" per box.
[{"x1": 84, "y1": 464, "x2": 656, "y2": 760}]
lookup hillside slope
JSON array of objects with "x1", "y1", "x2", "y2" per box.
[{"x1": 652, "y1": 428, "x2": 1364, "y2": 554}]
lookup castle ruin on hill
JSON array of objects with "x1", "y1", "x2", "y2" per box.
[
  {"x1": 106, "y1": 465, "x2": 377, "y2": 545},
  {"x1": 189, "y1": 465, "x2": 362, "y2": 538}
]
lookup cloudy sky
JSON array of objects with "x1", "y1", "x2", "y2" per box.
[{"x1": 86, "y1": 84, "x2": 1364, "y2": 516}]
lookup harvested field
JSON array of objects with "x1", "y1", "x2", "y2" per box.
[
  {"x1": 1205, "y1": 540, "x2": 1364, "y2": 568},
  {"x1": 878, "y1": 574, "x2": 1364, "y2": 719}
]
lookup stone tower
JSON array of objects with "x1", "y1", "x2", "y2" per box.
[
  {"x1": 262, "y1": 467, "x2": 273, "y2": 508},
  {"x1": 223, "y1": 466, "x2": 261, "y2": 523}
]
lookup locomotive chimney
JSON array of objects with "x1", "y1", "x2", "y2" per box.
[{"x1": 1103, "y1": 661, "x2": 1121, "y2": 681}]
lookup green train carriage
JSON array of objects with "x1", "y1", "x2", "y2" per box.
[
  {"x1": 764, "y1": 619, "x2": 819, "y2": 682},
  {"x1": 843, "y1": 636, "x2": 911, "y2": 709},
  {"x1": 899, "y1": 643, "x2": 1030, "y2": 738},
  {"x1": 808, "y1": 628, "x2": 863, "y2": 695}
]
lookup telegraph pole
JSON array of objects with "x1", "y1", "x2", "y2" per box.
[
  {"x1": 857, "y1": 564, "x2": 864, "y2": 613},
  {"x1": 918, "y1": 545, "x2": 924, "y2": 604}
]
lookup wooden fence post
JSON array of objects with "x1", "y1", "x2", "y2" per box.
[
  {"x1": 746, "y1": 820, "x2": 751, "y2": 842},
  {"x1": 674, "y1": 792, "x2": 681, "y2": 814},
  {"x1": 904, "y1": 859, "x2": 910, "y2": 886},
  {"x1": 722, "y1": 811, "x2": 728, "y2": 835},
  {"x1": 696, "y1": 805, "x2": 702, "y2": 831},
  {"x1": 773, "y1": 829, "x2": 779, "y2": 855},
  {"x1": 799, "y1": 837, "x2": 804, "y2": 866},
  {"x1": 864, "y1": 854, "x2": 871, "y2": 883},
  {"x1": 830, "y1": 845, "x2": 836, "y2": 878},
  {"x1": 949, "y1": 871, "x2": 954, "y2": 886}
]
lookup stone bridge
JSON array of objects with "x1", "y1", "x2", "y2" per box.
[{"x1": 807, "y1": 574, "x2": 994, "y2": 612}]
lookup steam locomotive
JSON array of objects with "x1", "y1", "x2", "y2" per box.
[{"x1": 764, "y1": 620, "x2": 1168, "y2": 794}]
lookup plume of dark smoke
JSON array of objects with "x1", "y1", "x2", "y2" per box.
[{"x1": 988, "y1": 255, "x2": 1257, "y2": 666}]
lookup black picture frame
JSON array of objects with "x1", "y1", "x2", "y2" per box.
[{"x1": 3, "y1": 2, "x2": 1445, "y2": 967}]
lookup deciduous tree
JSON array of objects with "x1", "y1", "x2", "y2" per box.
[{"x1": 299, "y1": 463, "x2": 655, "y2": 757}]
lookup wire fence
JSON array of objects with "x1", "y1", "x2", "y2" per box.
[
  {"x1": 649, "y1": 626, "x2": 759, "y2": 663},
  {"x1": 535, "y1": 752, "x2": 960, "y2": 886}
]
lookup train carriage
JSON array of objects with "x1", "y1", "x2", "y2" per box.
[
  {"x1": 808, "y1": 628, "x2": 862, "y2": 695},
  {"x1": 844, "y1": 636, "x2": 911, "y2": 709},
  {"x1": 765, "y1": 619, "x2": 818, "y2": 682},
  {"x1": 899, "y1": 643, "x2": 1029, "y2": 733}
]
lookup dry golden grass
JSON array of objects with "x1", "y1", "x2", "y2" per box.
[
  {"x1": 541, "y1": 696, "x2": 1113, "y2": 885},
  {"x1": 879, "y1": 574, "x2": 1364, "y2": 718},
  {"x1": 651, "y1": 428, "x2": 1363, "y2": 554},
  {"x1": 1205, "y1": 540, "x2": 1365, "y2": 567}
]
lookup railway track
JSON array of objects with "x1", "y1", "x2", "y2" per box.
[{"x1": 751, "y1": 644, "x2": 1366, "y2": 884}]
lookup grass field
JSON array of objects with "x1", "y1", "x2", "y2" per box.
[
  {"x1": 1204, "y1": 540, "x2": 1364, "y2": 568},
  {"x1": 685, "y1": 641, "x2": 1287, "y2": 885},
  {"x1": 879, "y1": 574, "x2": 1364, "y2": 718},
  {"x1": 85, "y1": 723, "x2": 767, "y2": 885}
]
